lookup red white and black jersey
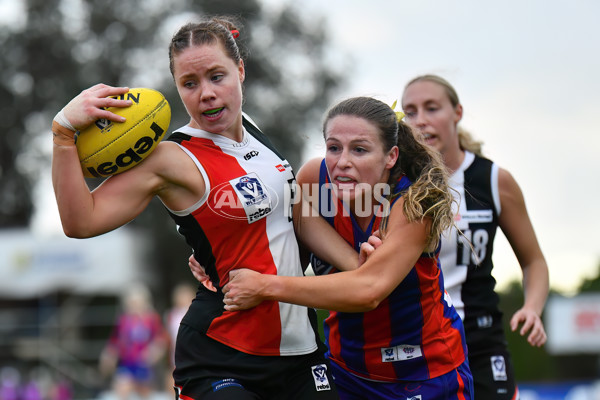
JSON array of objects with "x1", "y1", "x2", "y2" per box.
[
  {"x1": 165, "y1": 116, "x2": 318, "y2": 357},
  {"x1": 439, "y1": 151, "x2": 507, "y2": 354}
]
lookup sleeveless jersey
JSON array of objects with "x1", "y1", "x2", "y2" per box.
[
  {"x1": 438, "y1": 151, "x2": 507, "y2": 354},
  {"x1": 165, "y1": 116, "x2": 318, "y2": 357},
  {"x1": 311, "y1": 160, "x2": 467, "y2": 382}
]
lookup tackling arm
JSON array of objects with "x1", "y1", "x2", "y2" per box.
[{"x1": 223, "y1": 197, "x2": 428, "y2": 312}]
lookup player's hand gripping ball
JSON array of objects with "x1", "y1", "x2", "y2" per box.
[{"x1": 76, "y1": 88, "x2": 171, "y2": 178}]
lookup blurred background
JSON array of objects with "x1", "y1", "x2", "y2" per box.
[{"x1": 1, "y1": 0, "x2": 599, "y2": 399}]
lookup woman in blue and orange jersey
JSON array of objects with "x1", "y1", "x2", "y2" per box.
[
  {"x1": 219, "y1": 96, "x2": 474, "y2": 399},
  {"x1": 50, "y1": 15, "x2": 364, "y2": 400}
]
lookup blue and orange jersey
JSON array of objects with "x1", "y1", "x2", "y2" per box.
[
  {"x1": 311, "y1": 160, "x2": 468, "y2": 382},
  {"x1": 108, "y1": 311, "x2": 167, "y2": 366}
]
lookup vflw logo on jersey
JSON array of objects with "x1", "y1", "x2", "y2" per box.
[
  {"x1": 311, "y1": 364, "x2": 331, "y2": 391},
  {"x1": 381, "y1": 344, "x2": 423, "y2": 362},
  {"x1": 491, "y1": 355, "x2": 508, "y2": 381},
  {"x1": 231, "y1": 173, "x2": 273, "y2": 224},
  {"x1": 209, "y1": 173, "x2": 275, "y2": 223}
]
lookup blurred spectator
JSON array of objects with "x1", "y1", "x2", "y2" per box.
[
  {"x1": 21, "y1": 379, "x2": 41, "y2": 400},
  {"x1": 99, "y1": 283, "x2": 168, "y2": 400},
  {"x1": 163, "y1": 282, "x2": 196, "y2": 391},
  {"x1": 0, "y1": 367, "x2": 21, "y2": 400},
  {"x1": 50, "y1": 378, "x2": 72, "y2": 400}
]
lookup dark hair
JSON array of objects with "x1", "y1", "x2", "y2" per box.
[
  {"x1": 323, "y1": 97, "x2": 438, "y2": 185},
  {"x1": 323, "y1": 96, "x2": 454, "y2": 247},
  {"x1": 168, "y1": 16, "x2": 244, "y2": 77}
]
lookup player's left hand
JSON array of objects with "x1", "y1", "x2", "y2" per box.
[
  {"x1": 223, "y1": 269, "x2": 264, "y2": 311},
  {"x1": 358, "y1": 230, "x2": 383, "y2": 267},
  {"x1": 510, "y1": 307, "x2": 547, "y2": 347},
  {"x1": 62, "y1": 84, "x2": 132, "y2": 130},
  {"x1": 189, "y1": 254, "x2": 217, "y2": 292}
]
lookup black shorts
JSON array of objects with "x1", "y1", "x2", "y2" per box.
[
  {"x1": 173, "y1": 323, "x2": 339, "y2": 400},
  {"x1": 469, "y1": 348, "x2": 518, "y2": 399}
]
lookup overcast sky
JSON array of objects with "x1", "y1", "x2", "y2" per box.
[
  {"x1": 283, "y1": 0, "x2": 600, "y2": 293},
  {"x1": 6, "y1": 0, "x2": 599, "y2": 293}
]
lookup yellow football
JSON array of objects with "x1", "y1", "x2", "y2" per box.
[{"x1": 76, "y1": 88, "x2": 171, "y2": 178}]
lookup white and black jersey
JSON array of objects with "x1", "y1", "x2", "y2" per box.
[{"x1": 439, "y1": 151, "x2": 507, "y2": 354}]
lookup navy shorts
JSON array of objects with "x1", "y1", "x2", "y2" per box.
[
  {"x1": 115, "y1": 362, "x2": 152, "y2": 383},
  {"x1": 329, "y1": 358, "x2": 473, "y2": 400},
  {"x1": 173, "y1": 323, "x2": 338, "y2": 400}
]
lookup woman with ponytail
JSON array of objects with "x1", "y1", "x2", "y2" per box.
[
  {"x1": 220, "y1": 96, "x2": 474, "y2": 399},
  {"x1": 51, "y1": 14, "x2": 361, "y2": 400},
  {"x1": 402, "y1": 74, "x2": 549, "y2": 399}
]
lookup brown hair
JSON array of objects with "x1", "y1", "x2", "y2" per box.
[
  {"x1": 323, "y1": 97, "x2": 455, "y2": 248},
  {"x1": 168, "y1": 16, "x2": 244, "y2": 77}
]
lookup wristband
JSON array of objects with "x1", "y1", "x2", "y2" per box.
[
  {"x1": 52, "y1": 109, "x2": 77, "y2": 146},
  {"x1": 52, "y1": 120, "x2": 77, "y2": 146}
]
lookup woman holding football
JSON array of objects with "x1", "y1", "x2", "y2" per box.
[{"x1": 51, "y1": 15, "x2": 358, "y2": 400}]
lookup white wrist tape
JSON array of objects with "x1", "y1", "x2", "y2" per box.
[{"x1": 54, "y1": 108, "x2": 76, "y2": 132}]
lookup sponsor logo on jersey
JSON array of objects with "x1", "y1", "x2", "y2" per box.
[
  {"x1": 407, "y1": 396, "x2": 422, "y2": 400},
  {"x1": 311, "y1": 364, "x2": 331, "y2": 391},
  {"x1": 244, "y1": 150, "x2": 259, "y2": 160},
  {"x1": 381, "y1": 344, "x2": 422, "y2": 362},
  {"x1": 491, "y1": 355, "x2": 508, "y2": 381},
  {"x1": 209, "y1": 173, "x2": 276, "y2": 223},
  {"x1": 456, "y1": 209, "x2": 493, "y2": 223}
]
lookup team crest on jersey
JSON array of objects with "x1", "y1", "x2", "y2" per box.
[
  {"x1": 381, "y1": 344, "x2": 422, "y2": 362},
  {"x1": 233, "y1": 173, "x2": 273, "y2": 223},
  {"x1": 310, "y1": 254, "x2": 336, "y2": 275},
  {"x1": 491, "y1": 355, "x2": 508, "y2": 381},
  {"x1": 209, "y1": 173, "x2": 276, "y2": 223},
  {"x1": 235, "y1": 175, "x2": 268, "y2": 204},
  {"x1": 311, "y1": 364, "x2": 331, "y2": 391}
]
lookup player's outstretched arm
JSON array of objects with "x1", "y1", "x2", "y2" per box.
[{"x1": 223, "y1": 198, "x2": 427, "y2": 312}]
